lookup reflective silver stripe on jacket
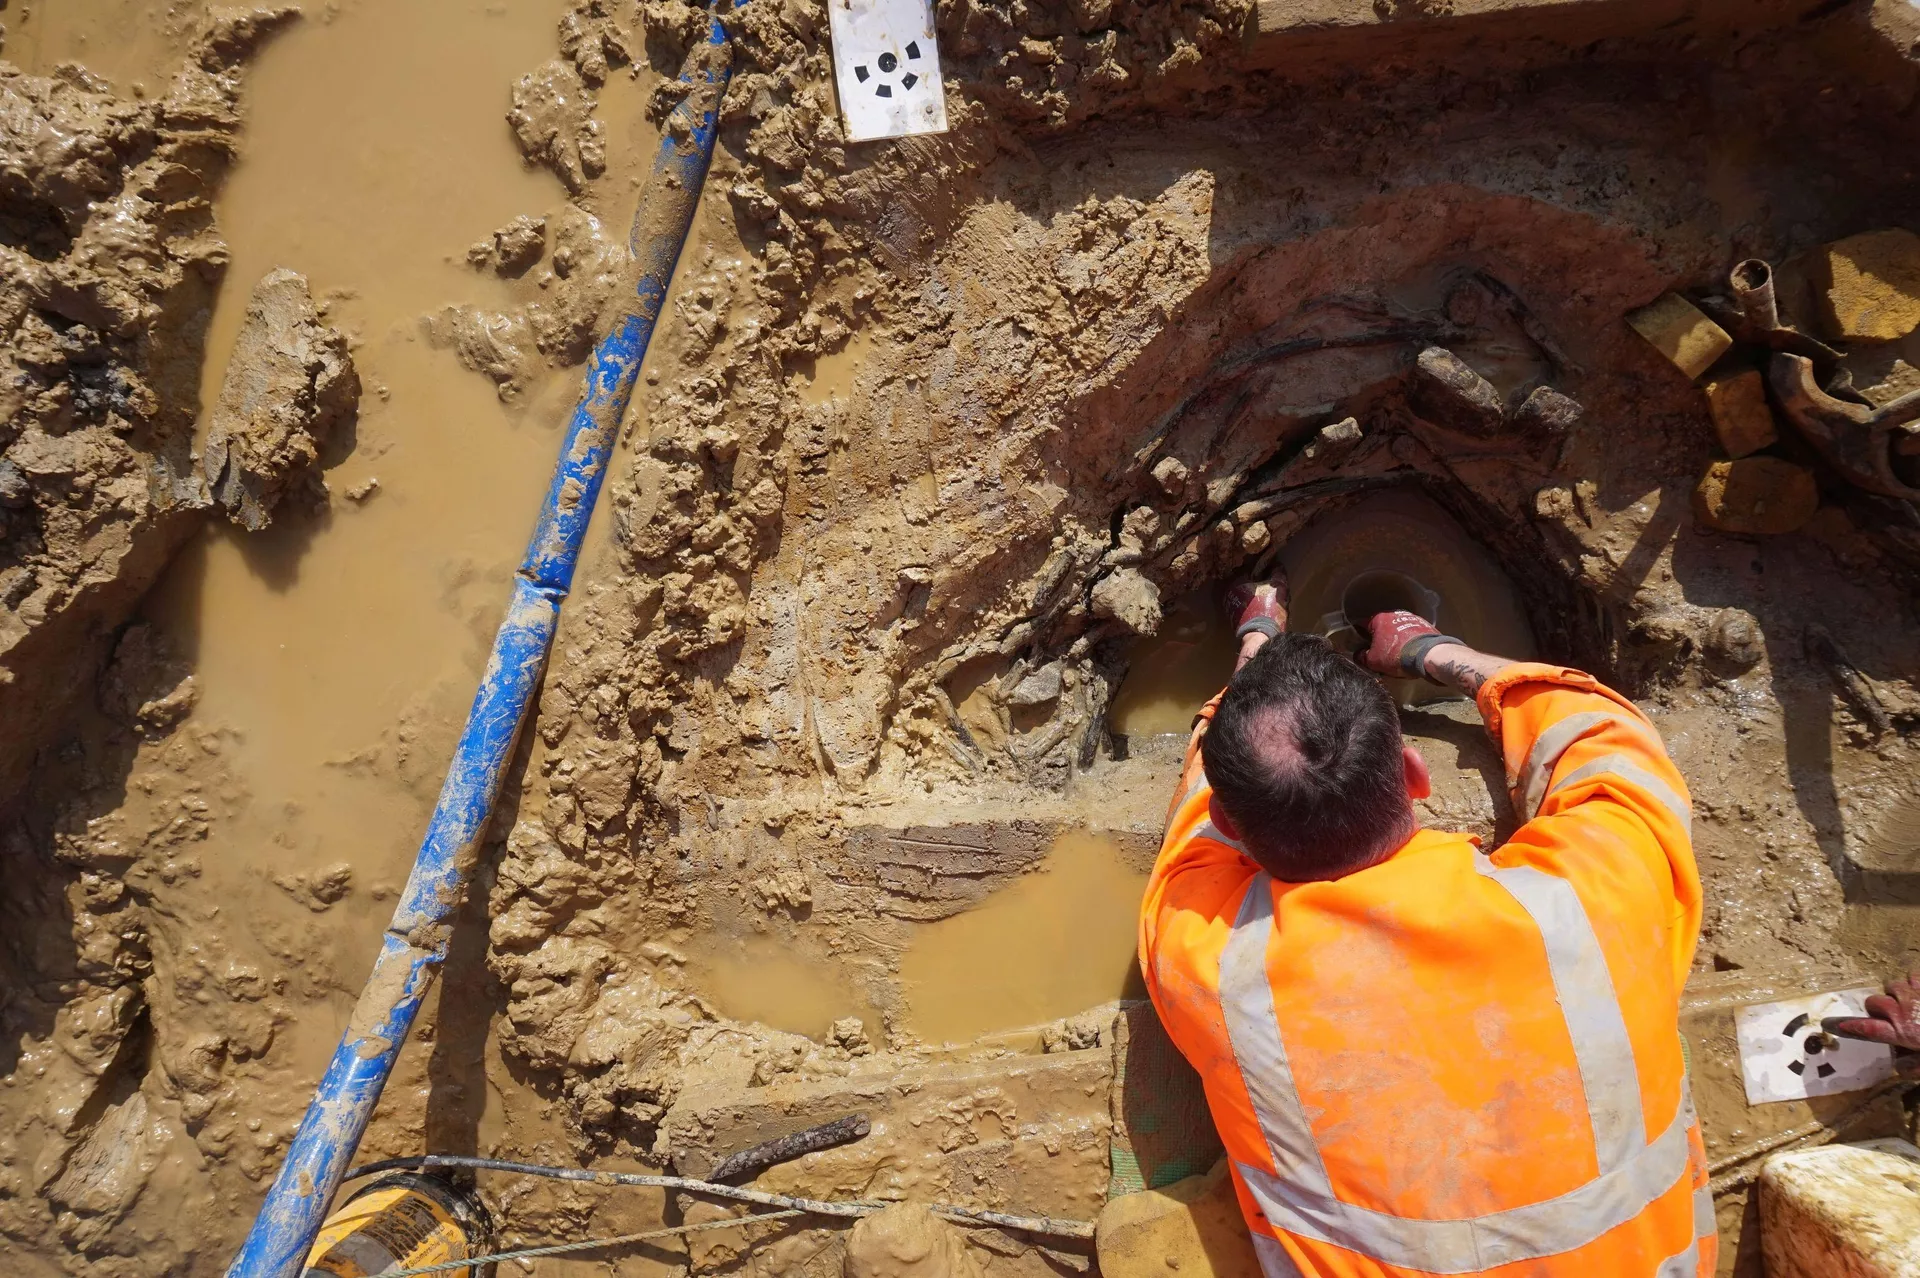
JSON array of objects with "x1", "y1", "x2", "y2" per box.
[
  {"x1": 1515, "y1": 711, "x2": 1672, "y2": 821},
  {"x1": 1515, "y1": 711, "x2": 1614, "y2": 818},
  {"x1": 1474, "y1": 856, "x2": 1643, "y2": 1174},
  {"x1": 1219, "y1": 870, "x2": 1694, "y2": 1273},
  {"x1": 1548, "y1": 753, "x2": 1693, "y2": 835},
  {"x1": 1249, "y1": 1231, "x2": 1306, "y2": 1278},
  {"x1": 1654, "y1": 1235, "x2": 1700, "y2": 1278},
  {"x1": 1693, "y1": 1183, "x2": 1714, "y2": 1240},
  {"x1": 1221, "y1": 879, "x2": 1333, "y2": 1191}
]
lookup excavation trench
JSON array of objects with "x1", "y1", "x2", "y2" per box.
[{"x1": 3, "y1": 1, "x2": 1920, "y2": 1275}]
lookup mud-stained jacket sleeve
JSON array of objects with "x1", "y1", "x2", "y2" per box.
[
  {"x1": 1139, "y1": 691, "x2": 1260, "y2": 1037},
  {"x1": 1476, "y1": 662, "x2": 1704, "y2": 984}
]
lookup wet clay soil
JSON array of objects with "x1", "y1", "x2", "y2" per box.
[{"x1": 4, "y1": 0, "x2": 1920, "y2": 1275}]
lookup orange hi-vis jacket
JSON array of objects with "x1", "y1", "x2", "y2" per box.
[{"x1": 1140, "y1": 663, "x2": 1715, "y2": 1278}]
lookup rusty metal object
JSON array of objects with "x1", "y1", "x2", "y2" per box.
[
  {"x1": 1769, "y1": 353, "x2": 1920, "y2": 499},
  {"x1": 1730, "y1": 258, "x2": 1781, "y2": 333},
  {"x1": 709, "y1": 1114, "x2": 872, "y2": 1184},
  {"x1": 1695, "y1": 259, "x2": 1842, "y2": 374}
]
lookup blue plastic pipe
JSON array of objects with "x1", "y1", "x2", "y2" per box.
[{"x1": 226, "y1": 12, "x2": 741, "y2": 1275}]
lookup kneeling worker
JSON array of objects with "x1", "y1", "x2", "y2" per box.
[{"x1": 1139, "y1": 578, "x2": 1716, "y2": 1277}]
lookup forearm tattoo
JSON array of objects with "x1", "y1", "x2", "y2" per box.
[{"x1": 1426, "y1": 649, "x2": 1494, "y2": 695}]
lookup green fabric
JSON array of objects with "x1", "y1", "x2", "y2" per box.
[{"x1": 1109, "y1": 1001, "x2": 1224, "y2": 1198}]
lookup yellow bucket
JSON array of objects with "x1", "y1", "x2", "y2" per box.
[{"x1": 302, "y1": 1173, "x2": 489, "y2": 1277}]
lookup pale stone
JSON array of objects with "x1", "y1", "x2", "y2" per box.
[
  {"x1": 1693, "y1": 457, "x2": 1819, "y2": 535},
  {"x1": 1816, "y1": 228, "x2": 1920, "y2": 342},
  {"x1": 1097, "y1": 1161, "x2": 1265, "y2": 1278},
  {"x1": 1151, "y1": 455, "x2": 1191, "y2": 497},
  {"x1": 1704, "y1": 369, "x2": 1779, "y2": 458},
  {"x1": 1760, "y1": 1144, "x2": 1920, "y2": 1277},
  {"x1": 1091, "y1": 568, "x2": 1163, "y2": 636},
  {"x1": 1627, "y1": 293, "x2": 1733, "y2": 380}
]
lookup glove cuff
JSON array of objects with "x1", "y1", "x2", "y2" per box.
[
  {"x1": 1399, "y1": 633, "x2": 1468, "y2": 680},
  {"x1": 1235, "y1": 617, "x2": 1285, "y2": 644}
]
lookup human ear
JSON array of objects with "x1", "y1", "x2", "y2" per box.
[
  {"x1": 1403, "y1": 746, "x2": 1432, "y2": 801},
  {"x1": 1208, "y1": 797, "x2": 1243, "y2": 842}
]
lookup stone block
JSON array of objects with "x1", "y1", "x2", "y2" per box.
[
  {"x1": 1092, "y1": 568, "x2": 1164, "y2": 636},
  {"x1": 1096, "y1": 1162, "x2": 1263, "y2": 1278},
  {"x1": 1816, "y1": 228, "x2": 1920, "y2": 343},
  {"x1": 1703, "y1": 369, "x2": 1779, "y2": 458},
  {"x1": 1299, "y1": 416, "x2": 1363, "y2": 463},
  {"x1": 1693, "y1": 457, "x2": 1818, "y2": 535},
  {"x1": 1513, "y1": 385, "x2": 1582, "y2": 435},
  {"x1": 662, "y1": 1048, "x2": 1114, "y2": 1221},
  {"x1": 1008, "y1": 663, "x2": 1064, "y2": 707},
  {"x1": 1627, "y1": 293, "x2": 1733, "y2": 380},
  {"x1": 664, "y1": 1046, "x2": 1114, "y2": 1278},
  {"x1": 1409, "y1": 347, "x2": 1505, "y2": 435},
  {"x1": 1760, "y1": 1144, "x2": 1920, "y2": 1277}
]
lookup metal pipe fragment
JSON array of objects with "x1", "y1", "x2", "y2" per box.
[
  {"x1": 224, "y1": 10, "x2": 743, "y2": 1276},
  {"x1": 1769, "y1": 353, "x2": 1920, "y2": 499},
  {"x1": 1729, "y1": 258, "x2": 1780, "y2": 334},
  {"x1": 341, "y1": 1155, "x2": 1100, "y2": 1239}
]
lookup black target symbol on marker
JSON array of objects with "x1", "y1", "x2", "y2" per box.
[
  {"x1": 853, "y1": 41, "x2": 924, "y2": 99},
  {"x1": 1781, "y1": 1013, "x2": 1839, "y2": 1079}
]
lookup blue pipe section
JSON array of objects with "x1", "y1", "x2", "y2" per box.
[{"x1": 226, "y1": 11, "x2": 740, "y2": 1275}]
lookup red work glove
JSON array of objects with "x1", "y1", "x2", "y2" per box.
[
  {"x1": 1224, "y1": 570, "x2": 1290, "y2": 640},
  {"x1": 1358, "y1": 610, "x2": 1462, "y2": 679},
  {"x1": 1824, "y1": 973, "x2": 1920, "y2": 1076}
]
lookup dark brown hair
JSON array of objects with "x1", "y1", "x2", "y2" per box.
[{"x1": 1201, "y1": 634, "x2": 1413, "y2": 881}]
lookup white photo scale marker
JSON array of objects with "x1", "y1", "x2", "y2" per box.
[
  {"x1": 1735, "y1": 988, "x2": 1897, "y2": 1105},
  {"x1": 827, "y1": 0, "x2": 948, "y2": 142}
]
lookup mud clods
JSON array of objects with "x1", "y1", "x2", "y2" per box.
[
  {"x1": 203, "y1": 268, "x2": 358, "y2": 530},
  {"x1": 0, "y1": 8, "x2": 294, "y2": 792},
  {"x1": 845, "y1": 1204, "x2": 986, "y2": 1278}
]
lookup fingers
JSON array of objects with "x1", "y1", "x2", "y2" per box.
[
  {"x1": 1863, "y1": 993, "x2": 1904, "y2": 1023},
  {"x1": 1821, "y1": 1015, "x2": 1903, "y2": 1046},
  {"x1": 1356, "y1": 610, "x2": 1438, "y2": 677}
]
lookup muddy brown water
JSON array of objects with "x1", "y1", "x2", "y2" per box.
[
  {"x1": 688, "y1": 830, "x2": 1150, "y2": 1044},
  {"x1": 18, "y1": 0, "x2": 1148, "y2": 1095},
  {"x1": 41, "y1": 0, "x2": 586, "y2": 1100},
  {"x1": 900, "y1": 831, "x2": 1149, "y2": 1044},
  {"x1": 1109, "y1": 595, "x2": 1240, "y2": 738}
]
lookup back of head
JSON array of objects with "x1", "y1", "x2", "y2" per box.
[{"x1": 1201, "y1": 634, "x2": 1414, "y2": 881}]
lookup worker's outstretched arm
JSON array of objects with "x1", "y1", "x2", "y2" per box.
[
  {"x1": 1362, "y1": 611, "x2": 1703, "y2": 984},
  {"x1": 1138, "y1": 586, "x2": 1279, "y2": 1027}
]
